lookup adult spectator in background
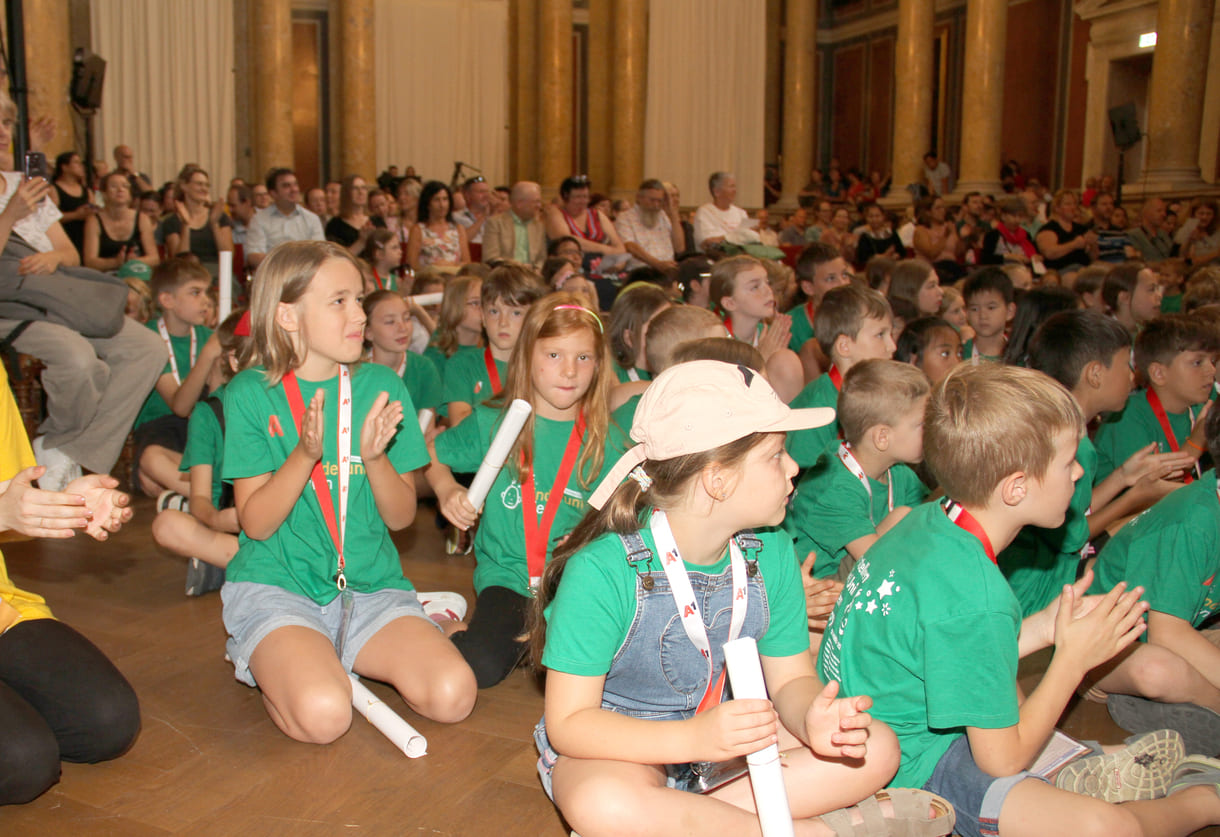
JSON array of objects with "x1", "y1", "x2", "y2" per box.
[
  {"x1": 83, "y1": 172, "x2": 159, "y2": 271},
  {"x1": 251, "y1": 183, "x2": 271, "y2": 210},
  {"x1": 779, "y1": 207, "x2": 810, "y2": 246},
  {"x1": 1127, "y1": 197, "x2": 1173, "y2": 262},
  {"x1": 112, "y1": 145, "x2": 152, "y2": 194},
  {"x1": 48, "y1": 152, "x2": 93, "y2": 259},
  {"x1": 225, "y1": 182, "x2": 255, "y2": 246},
  {"x1": 912, "y1": 196, "x2": 964, "y2": 282},
  {"x1": 854, "y1": 202, "x2": 903, "y2": 266},
  {"x1": 691, "y1": 171, "x2": 748, "y2": 252},
  {"x1": 1090, "y1": 191, "x2": 1135, "y2": 264},
  {"x1": 1177, "y1": 198, "x2": 1220, "y2": 267},
  {"x1": 324, "y1": 180, "x2": 342, "y2": 219},
  {"x1": 482, "y1": 181, "x2": 545, "y2": 266},
  {"x1": 406, "y1": 180, "x2": 469, "y2": 271},
  {"x1": 820, "y1": 206, "x2": 857, "y2": 265},
  {"x1": 304, "y1": 187, "x2": 327, "y2": 220},
  {"x1": 160, "y1": 164, "x2": 233, "y2": 276},
  {"x1": 245, "y1": 168, "x2": 324, "y2": 269},
  {"x1": 980, "y1": 196, "x2": 1038, "y2": 268},
  {"x1": 137, "y1": 191, "x2": 161, "y2": 225},
  {"x1": 922, "y1": 151, "x2": 953, "y2": 196},
  {"x1": 807, "y1": 199, "x2": 835, "y2": 243},
  {"x1": 544, "y1": 175, "x2": 626, "y2": 266},
  {"x1": 615, "y1": 178, "x2": 684, "y2": 271},
  {"x1": 662, "y1": 181, "x2": 696, "y2": 260},
  {"x1": 1036, "y1": 189, "x2": 1095, "y2": 275},
  {"x1": 454, "y1": 176, "x2": 492, "y2": 246},
  {"x1": 491, "y1": 185, "x2": 511, "y2": 215},
  {"x1": 325, "y1": 174, "x2": 382, "y2": 252}
]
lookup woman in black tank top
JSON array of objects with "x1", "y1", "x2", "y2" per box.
[
  {"x1": 83, "y1": 171, "x2": 159, "y2": 271},
  {"x1": 49, "y1": 151, "x2": 93, "y2": 259}
]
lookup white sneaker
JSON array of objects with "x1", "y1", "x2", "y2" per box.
[
  {"x1": 157, "y1": 490, "x2": 190, "y2": 513},
  {"x1": 416, "y1": 591, "x2": 468, "y2": 623},
  {"x1": 31, "y1": 436, "x2": 82, "y2": 492}
]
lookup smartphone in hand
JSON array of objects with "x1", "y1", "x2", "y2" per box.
[{"x1": 23, "y1": 151, "x2": 47, "y2": 181}]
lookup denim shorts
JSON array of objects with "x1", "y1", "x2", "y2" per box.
[
  {"x1": 221, "y1": 581, "x2": 434, "y2": 687},
  {"x1": 923, "y1": 735, "x2": 1047, "y2": 837}
]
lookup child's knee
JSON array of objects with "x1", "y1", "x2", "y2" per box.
[
  {"x1": 0, "y1": 722, "x2": 61, "y2": 805},
  {"x1": 1126, "y1": 649, "x2": 1196, "y2": 699},
  {"x1": 421, "y1": 664, "x2": 478, "y2": 723},
  {"x1": 151, "y1": 509, "x2": 187, "y2": 550},
  {"x1": 864, "y1": 719, "x2": 901, "y2": 783},
  {"x1": 557, "y1": 771, "x2": 648, "y2": 835},
  {"x1": 283, "y1": 684, "x2": 353, "y2": 745},
  {"x1": 1073, "y1": 805, "x2": 1140, "y2": 837}
]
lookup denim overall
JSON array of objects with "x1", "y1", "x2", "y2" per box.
[{"x1": 535, "y1": 528, "x2": 772, "y2": 798}]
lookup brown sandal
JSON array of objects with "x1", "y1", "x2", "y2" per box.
[{"x1": 816, "y1": 788, "x2": 956, "y2": 837}]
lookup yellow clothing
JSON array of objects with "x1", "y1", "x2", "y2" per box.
[{"x1": 0, "y1": 363, "x2": 53, "y2": 632}]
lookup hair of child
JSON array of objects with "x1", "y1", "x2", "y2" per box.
[
  {"x1": 794, "y1": 240, "x2": 841, "y2": 287},
  {"x1": 813, "y1": 283, "x2": 892, "y2": 357},
  {"x1": 888, "y1": 296, "x2": 919, "y2": 330},
  {"x1": 215, "y1": 306, "x2": 254, "y2": 382},
  {"x1": 495, "y1": 292, "x2": 613, "y2": 489},
  {"x1": 962, "y1": 265, "x2": 1015, "y2": 306},
  {"x1": 526, "y1": 431, "x2": 764, "y2": 671},
  {"x1": 888, "y1": 259, "x2": 937, "y2": 314},
  {"x1": 1001, "y1": 286, "x2": 1080, "y2": 366},
  {"x1": 1155, "y1": 257, "x2": 1189, "y2": 280},
  {"x1": 863, "y1": 255, "x2": 897, "y2": 292},
  {"x1": 606, "y1": 282, "x2": 672, "y2": 367},
  {"x1": 677, "y1": 254, "x2": 714, "y2": 303},
  {"x1": 150, "y1": 253, "x2": 210, "y2": 301},
  {"x1": 1027, "y1": 310, "x2": 1131, "y2": 391},
  {"x1": 623, "y1": 265, "x2": 669, "y2": 290},
  {"x1": 123, "y1": 277, "x2": 152, "y2": 322},
  {"x1": 924, "y1": 363, "x2": 1084, "y2": 506},
  {"x1": 541, "y1": 256, "x2": 573, "y2": 287},
  {"x1": 937, "y1": 285, "x2": 963, "y2": 317},
  {"x1": 641, "y1": 305, "x2": 724, "y2": 373},
  {"x1": 669, "y1": 336, "x2": 765, "y2": 372},
  {"x1": 894, "y1": 316, "x2": 956, "y2": 366},
  {"x1": 1071, "y1": 264, "x2": 1110, "y2": 301},
  {"x1": 1188, "y1": 304, "x2": 1220, "y2": 354},
  {"x1": 708, "y1": 254, "x2": 765, "y2": 312},
  {"x1": 357, "y1": 228, "x2": 397, "y2": 264},
  {"x1": 1102, "y1": 261, "x2": 1148, "y2": 313},
  {"x1": 455, "y1": 261, "x2": 489, "y2": 280},
  {"x1": 1184, "y1": 266, "x2": 1220, "y2": 312},
  {"x1": 546, "y1": 235, "x2": 581, "y2": 257},
  {"x1": 432, "y1": 273, "x2": 480, "y2": 357},
  {"x1": 481, "y1": 262, "x2": 546, "y2": 309},
  {"x1": 360, "y1": 288, "x2": 403, "y2": 353},
  {"x1": 249, "y1": 239, "x2": 362, "y2": 383},
  {"x1": 838, "y1": 359, "x2": 931, "y2": 444},
  {"x1": 1133, "y1": 313, "x2": 1218, "y2": 374}
]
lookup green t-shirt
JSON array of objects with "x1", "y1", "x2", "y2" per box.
[
  {"x1": 179, "y1": 383, "x2": 226, "y2": 507},
  {"x1": 817, "y1": 501, "x2": 1022, "y2": 788},
  {"x1": 783, "y1": 450, "x2": 927, "y2": 578},
  {"x1": 434, "y1": 404, "x2": 628, "y2": 596},
  {"x1": 1090, "y1": 472, "x2": 1220, "y2": 629},
  {"x1": 221, "y1": 363, "x2": 429, "y2": 604},
  {"x1": 961, "y1": 338, "x2": 1002, "y2": 363},
  {"x1": 442, "y1": 345, "x2": 507, "y2": 412},
  {"x1": 542, "y1": 522, "x2": 810, "y2": 675},
  {"x1": 1161, "y1": 293, "x2": 1183, "y2": 314},
  {"x1": 402, "y1": 352, "x2": 443, "y2": 413},
  {"x1": 612, "y1": 362, "x2": 651, "y2": 384},
  {"x1": 611, "y1": 394, "x2": 641, "y2": 438},
  {"x1": 135, "y1": 322, "x2": 213, "y2": 428},
  {"x1": 785, "y1": 302, "x2": 815, "y2": 353},
  {"x1": 1094, "y1": 388, "x2": 1199, "y2": 482},
  {"x1": 785, "y1": 372, "x2": 840, "y2": 467},
  {"x1": 998, "y1": 435, "x2": 1096, "y2": 617},
  {"x1": 423, "y1": 344, "x2": 450, "y2": 381}
]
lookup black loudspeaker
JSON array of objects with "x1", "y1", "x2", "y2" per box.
[
  {"x1": 71, "y1": 50, "x2": 106, "y2": 109},
  {"x1": 1109, "y1": 103, "x2": 1141, "y2": 150}
]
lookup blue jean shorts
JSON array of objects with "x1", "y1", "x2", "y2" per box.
[
  {"x1": 924, "y1": 735, "x2": 1047, "y2": 837},
  {"x1": 221, "y1": 581, "x2": 434, "y2": 688}
]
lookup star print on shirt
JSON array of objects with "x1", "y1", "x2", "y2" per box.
[
  {"x1": 866, "y1": 599, "x2": 878, "y2": 614},
  {"x1": 877, "y1": 579, "x2": 895, "y2": 599}
]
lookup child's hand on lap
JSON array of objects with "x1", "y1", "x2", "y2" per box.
[
  {"x1": 0, "y1": 466, "x2": 90, "y2": 537},
  {"x1": 800, "y1": 553, "x2": 843, "y2": 629},
  {"x1": 689, "y1": 698, "x2": 777, "y2": 762},
  {"x1": 64, "y1": 474, "x2": 133, "y2": 541},
  {"x1": 360, "y1": 391, "x2": 403, "y2": 462},
  {"x1": 297, "y1": 388, "x2": 325, "y2": 461},
  {"x1": 804, "y1": 680, "x2": 872, "y2": 759}
]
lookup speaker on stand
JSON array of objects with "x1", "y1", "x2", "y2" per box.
[{"x1": 1108, "y1": 103, "x2": 1141, "y2": 206}]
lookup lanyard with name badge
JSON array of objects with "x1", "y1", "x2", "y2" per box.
[
  {"x1": 1146, "y1": 388, "x2": 1200, "y2": 483},
  {"x1": 523, "y1": 413, "x2": 585, "y2": 589},
  {"x1": 649, "y1": 509, "x2": 749, "y2": 713},
  {"x1": 836, "y1": 442, "x2": 893, "y2": 525},
  {"x1": 943, "y1": 498, "x2": 997, "y2": 564},
  {"x1": 158, "y1": 317, "x2": 197, "y2": 385}
]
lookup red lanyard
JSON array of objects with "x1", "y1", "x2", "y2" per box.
[
  {"x1": 483, "y1": 346, "x2": 503, "y2": 395},
  {"x1": 829, "y1": 365, "x2": 843, "y2": 391},
  {"x1": 722, "y1": 312, "x2": 760, "y2": 347},
  {"x1": 372, "y1": 269, "x2": 384, "y2": 290},
  {"x1": 943, "y1": 499, "x2": 997, "y2": 564},
  {"x1": 836, "y1": 442, "x2": 892, "y2": 524},
  {"x1": 1146, "y1": 389, "x2": 1197, "y2": 483},
  {"x1": 523, "y1": 413, "x2": 585, "y2": 588},
  {"x1": 282, "y1": 367, "x2": 353, "y2": 590},
  {"x1": 804, "y1": 299, "x2": 815, "y2": 330}
]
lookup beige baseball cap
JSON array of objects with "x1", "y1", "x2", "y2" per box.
[{"x1": 589, "y1": 360, "x2": 835, "y2": 508}]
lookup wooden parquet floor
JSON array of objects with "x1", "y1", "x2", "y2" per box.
[{"x1": 0, "y1": 496, "x2": 1215, "y2": 835}]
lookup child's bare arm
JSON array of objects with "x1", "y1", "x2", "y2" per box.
[
  {"x1": 361, "y1": 391, "x2": 416, "y2": 531},
  {"x1": 235, "y1": 389, "x2": 323, "y2": 539},
  {"x1": 762, "y1": 651, "x2": 871, "y2": 759},
  {"x1": 447, "y1": 401, "x2": 473, "y2": 427},
  {"x1": 189, "y1": 465, "x2": 238, "y2": 533},
  {"x1": 423, "y1": 431, "x2": 478, "y2": 530},
  {"x1": 169, "y1": 335, "x2": 221, "y2": 417},
  {"x1": 1147, "y1": 611, "x2": 1220, "y2": 692}
]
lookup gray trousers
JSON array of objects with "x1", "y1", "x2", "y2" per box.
[{"x1": 0, "y1": 317, "x2": 166, "y2": 474}]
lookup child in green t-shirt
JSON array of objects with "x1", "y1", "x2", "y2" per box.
[
  {"x1": 134, "y1": 256, "x2": 217, "y2": 499},
  {"x1": 443, "y1": 263, "x2": 544, "y2": 426},
  {"x1": 962, "y1": 266, "x2": 1015, "y2": 363},
  {"x1": 784, "y1": 359, "x2": 929, "y2": 582},
  {"x1": 785, "y1": 240, "x2": 853, "y2": 357},
  {"x1": 787, "y1": 283, "x2": 896, "y2": 466},
  {"x1": 221, "y1": 241, "x2": 476, "y2": 744},
  {"x1": 895, "y1": 316, "x2": 963, "y2": 386},
  {"x1": 530, "y1": 359, "x2": 953, "y2": 835},
  {"x1": 1103, "y1": 261, "x2": 1164, "y2": 337},
  {"x1": 1094, "y1": 314, "x2": 1214, "y2": 483},
  {"x1": 423, "y1": 272, "x2": 480, "y2": 383},
  {"x1": 820, "y1": 362, "x2": 1220, "y2": 837},
  {"x1": 711, "y1": 254, "x2": 803, "y2": 402},
  {"x1": 152, "y1": 309, "x2": 252, "y2": 597},
  {"x1": 428, "y1": 293, "x2": 626, "y2": 688},
  {"x1": 362, "y1": 291, "x2": 442, "y2": 431},
  {"x1": 606, "y1": 281, "x2": 670, "y2": 384}
]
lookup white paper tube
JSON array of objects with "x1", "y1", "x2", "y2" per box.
[
  {"x1": 723, "y1": 637, "x2": 795, "y2": 837},
  {"x1": 465, "y1": 398, "x2": 533, "y2": 512},
  {"x1": 218, "y1": 251, "x2": 233, "y2": 321},
  {"x1": 418, "y1": 408, "x2": 434, "y2": 433},
  {"x1": 349, "y1": 674, "x2": 428, "y2": 758},
  {"x1": 408, "y1": 292, "x2": 444, "y2": 307}
]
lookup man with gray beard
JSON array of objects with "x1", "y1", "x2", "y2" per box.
[{"x1": 614, "y1": 178, "x2": 684, "y2": 271}]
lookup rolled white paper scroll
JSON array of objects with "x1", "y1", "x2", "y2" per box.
[
  {"x1": 466, "y1": 398, "x2": 532, "y2": 512},
  {"x1": 408, "y1": 292, "x2": 444, "y2": 307},
  {"x1": 723, "y1": 637, "x2": 795, "y2": 837},
  {"x1": 349, "y1": 674, "x2": 428, "y2": 758},
  {"x1": 418, "y1": 408, "x2": 435, "y2": 433},
  {"x1": 218, "y1": 251, "x2": 233, "y2": 321}
]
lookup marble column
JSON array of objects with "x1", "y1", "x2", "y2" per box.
[
  {"x1": 610, "y1": 0, "x2": 647, "y2": 199},
  {"x1": 587, "y1": 0, "x2": 613, "y2": 192},
  {"x1": 764, "y1": 0, "x2": 782, "y2": 170},
  {"x1": 23, "y1": 0, "x2": 74, "y2": 158},
  {"x1": 538, "y1": 0, "x2": 573, "y2": 194},
  {"x1": 776, "y1": 0, "x2": 817, "y2": 209},
  {"x1": 1141, "y1": 0, "x2": 1215, "y2": 193},
  {"x1": 251, "y1": 0, "x2": 295, "y2": 180},
  {"x1": 511, "y1": 0, "x2": 539, "y2": 182},
  {"x1": 336, "y1": 0, "x2": 375, "y2": 179},
  {"x1": 888, "y1": 0, "x2": 934, "y2": 200},
  {"x1": 955, "y1": 0, "x2": 1006, "y2": 196}
]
